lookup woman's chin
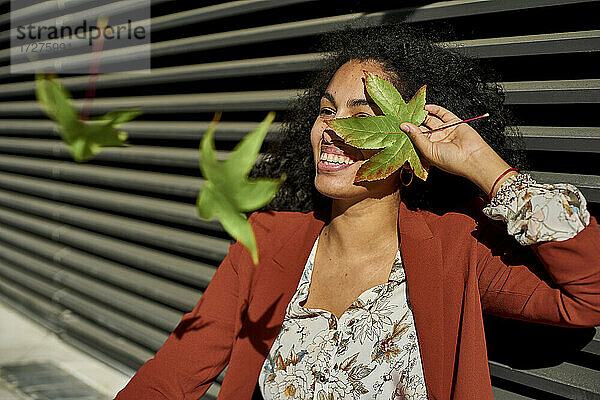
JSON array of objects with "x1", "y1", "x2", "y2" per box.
[
  {"x1": 314, "y1": 176, "x2": 365, "y2": 200},
  {"x1": 314, "y1": 169, "x2": 401, "y2": 200}
]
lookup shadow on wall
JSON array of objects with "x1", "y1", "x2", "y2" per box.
[{"x1": 484, "y1": 314, "x2": 597, "y2": 370}]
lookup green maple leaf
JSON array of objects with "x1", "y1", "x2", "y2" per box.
[
  {"x1": 196, "y1": 111, "x2": 286, "y2": 265},
  {"x1": 326, "y1": 71, "x2": 429, "y2": 182},
  {"x1": 35, "y1": 73, "x2": 142, "y2": 163}
]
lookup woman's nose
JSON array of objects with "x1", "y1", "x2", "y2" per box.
[
  {"x1": 322, "y1": 128, "x2": 333, "y2": 143},
  {"x1": 322, "y1": 127, "x2": 343, "y2": 144}
]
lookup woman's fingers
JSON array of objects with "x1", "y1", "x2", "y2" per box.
[
  {"x1": 401, "y1": 122, "x2": 433, "y2": 160},
  {"x1": 420, "y1": 117, "x2": 450, "y2": 142},
  {"x1": 424, "y1": 113, "x2": 444, "y2": 129},
  {"x1": 415, "y1": 105, "x2": 464, "y2": 145},
  {"x1": 425, "y1": 104, "x2": 461, "y2": 123}
]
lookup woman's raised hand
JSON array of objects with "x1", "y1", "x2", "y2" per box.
[{"x1": 400, "y1": 104, "x2": 516, "y2": 198}]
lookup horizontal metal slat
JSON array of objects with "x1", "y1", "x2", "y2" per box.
[
  {"x1": 0, "y1": 154, "x2": 203, "y2": 198},
  {"x1": 0, "y1": 138, "x2": 230, "y2": 167},
  {"x1": 150, "y1": 0, "x2": 316, "y2": 31},
  {"x1": 489, "y1": 360, "x2": 600, "y2": 399},
  {"x1": 491, "y1": 386, "x2": 535, "y2": 400},
  {"x1": 0, "y1": 222, "x2": 201, "y2": 311},
  {"x1": 581, "y1": 328, "x2": 600, "y2": 357},
  {"x1": 0, "y1": 280, "x2": 64, "y2": 331},
  {"x1": 0, "y1": 0, "x2": 95, "y2": 25},
  {"x1": 528, "y1": 171, "x2": 600, "y2": 203},
  {"x1": 502, "y1": 79, "x2": 600, "y2": 104},
  {"x1": 0, "y1": 119, "x2": 59, "y2": 135},
  {"x1": 510, "y1": 126, "x2": 600, "y2": 153},
  {"x1": 0, "y1": 119, "x2": 282, "y2": 142},
  {"x1": 0, "y1": 260, "x2": 169, "y2": 350},
  {"x1": 0, "y1": 187, "x2": 230, "y2": 261},
  {"x1": 0, "y1": 280, "x2": 155, "y2": 370},
  {"x1": 0, "y1": 171, "x2": 223, "y2": 233},
  {"x1": 0, "y1": 261, "x2": 57, "y2": 300},
  {"x1": 3, "y1": 0, "x2": 596, "y2": 73},
  {"x1": 0, "y1": 240, "x2": 182, "y2": 331},
  {"x1": 398, "y1": 0, "x2": 597, "y2": 20},
  {"x1": 447, "y1": 29, "x2": 600, "y2": 58},
  {"x1": 0, "y1": 89, "x2": 299, "y2": 115},
  {"x1": 0, "y1": 205, "x2": 216, "y2": 287},
  {"x1": 1, "y1": 80, "x2": 597, "y2": 117}
]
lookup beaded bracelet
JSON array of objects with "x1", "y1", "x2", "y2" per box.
[
  {"x1": 488, "y1": 172, "x2": 537, "y2": 207},
  {"x1": 488, "y1": 167, "x2": 519, "y2": 201}
]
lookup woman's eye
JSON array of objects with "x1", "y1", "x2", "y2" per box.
[
  {"x1": 319, "y1": 108, "x2": 335, "y2": 116},
  {"x1": 318, "y1": 109, "x2": 371, "y2": 117}
]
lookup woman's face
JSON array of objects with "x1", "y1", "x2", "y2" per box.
[{"x1": 310, "y1": 59, "x2": 401, "y2": 201}]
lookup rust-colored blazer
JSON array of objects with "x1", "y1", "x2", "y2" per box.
[{"x1": 115, "y1": 198, "x2": 600, "y2": 400}]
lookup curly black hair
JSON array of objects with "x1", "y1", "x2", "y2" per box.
[{"x1": 251, "y1": 22, "x2": 528, "y2": 214}]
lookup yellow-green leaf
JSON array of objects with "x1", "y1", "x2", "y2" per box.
[
  {"x1": 196, "y1": 112, "x2": 286, "y2": 265},
  {"x1": 34, "y1": 74, "x2": 141, "y2": 163},
  {"x1": 326, "y1": 71, "x2": 428, "y2": 182}
]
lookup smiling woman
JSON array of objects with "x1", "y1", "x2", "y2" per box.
[{"x1": 115, "y1": 22, "x2": 600, "y2": 400}]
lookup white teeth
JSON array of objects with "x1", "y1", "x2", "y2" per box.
[{"x1": 320, "y1": 152, "x2": 354, "y2": 165}]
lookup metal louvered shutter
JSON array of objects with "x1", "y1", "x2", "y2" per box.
[{"x1": 0, "y1": 1, "x2": 598, "y2": 399}]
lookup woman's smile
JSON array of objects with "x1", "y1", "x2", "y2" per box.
[{"x1": 317, "y1": 144, "x2": 358, "y2": 172}]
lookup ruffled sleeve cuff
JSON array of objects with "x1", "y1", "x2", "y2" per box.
[{"x1": 482, "y1": 172, "x2": 591, "y2": 246}]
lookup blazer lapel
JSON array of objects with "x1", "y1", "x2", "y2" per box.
[
  {"x1": 398, "y1": 201, "x2": 445, "y2": 399},
  {"x1": 232, "y1": 208, "x2": 328, "y2": 398}
]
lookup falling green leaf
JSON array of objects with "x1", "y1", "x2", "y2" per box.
[
  {"x1": 326, "y1": 71, "x2": 428, "y2": 182},
  {"x1": 196, "y1": 111, "x2": 286, "y2": 265},
  {"x1": 35, "y1": 73, "x2": 142, "y2": 163}
]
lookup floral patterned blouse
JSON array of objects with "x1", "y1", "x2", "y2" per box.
[{"x1": 258, "y1": 173, "x2": 590, "y2": 400}]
